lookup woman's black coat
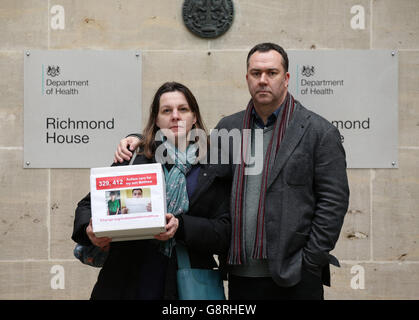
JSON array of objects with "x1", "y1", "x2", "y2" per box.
[{"x1": 72, "y1": 152, "x2": 231, "y2": 300}]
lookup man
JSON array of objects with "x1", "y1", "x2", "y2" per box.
[
  {"x1": 107, "y1": 191, "x2": 120, "y2": 215},
  {"x1": 114, "y1": 43, "x2": 349, "y2": 300},
  {"x1": 121, "y1": 188, "x2": 152, "y2": 214},
  {"x1": 132, "y1": 188, "x2": 143, "y2": 198}
]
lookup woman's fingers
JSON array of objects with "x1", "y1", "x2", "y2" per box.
[
  {"x1": 96, "y1": 238, "x2": 112, "y2": 248},
  {"x1": 86, "y1": 219, "x2": 112, "y2": 248},
  {"x1": 154, "y1": 214, "x2": 178, "y2": 241}
]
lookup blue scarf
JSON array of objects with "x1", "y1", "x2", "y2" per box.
[{"x1": 159, "y1": 141, "x2": 197, "y2": 257}]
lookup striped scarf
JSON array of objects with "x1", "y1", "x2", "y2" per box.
[{"x1": 228, "y1": 92, "x2": 296, "y2": 265}]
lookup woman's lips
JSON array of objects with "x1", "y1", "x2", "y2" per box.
[{"x1": 170, "y1": 126, "x2": 186, "y2": 133}]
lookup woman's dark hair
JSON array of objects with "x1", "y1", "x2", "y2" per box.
[
  {"x1": 246, "y1": 42, "x2": 289, "y2": 72},
  {"x1": 139, "y1": 82, "x2": 208, "y2": 159}
]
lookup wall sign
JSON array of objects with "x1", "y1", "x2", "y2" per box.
[
  {"x1": 287, "y1": 50, "x2": 398, "y2": 168},
  {"x1": 24, "y1": 50, "x2": 142, "y2": 168}
]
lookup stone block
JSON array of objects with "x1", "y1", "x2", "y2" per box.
[
  {"x1": 142, "y1": 50, "x2": 249, "y2": 130},
  {"x1": 325, "y1": 263, "x2": 369, "y2": 299},
  {"x1": 0, "y1": 0, "x2": 48, "y2": 50},
  {"x1": 0, "y1": 52, "x2": 24, "y2": 147},
  {"x1": 0, "y1": 150, "x2": 49, "y2": 260},
  {"x1": 0, "y1": 51, "x2": 23, "y2": 109},
  {"x1": 0, "y1": 105, "x2": 23, "y2": 148},
  {"x1": 372, "y1": 0, "x2": 419, "y2": 49},
  {"x1": 0, "y1": 260, "x2": 99, "y2": 299},
  {"x1": 399, "y1": 51, "x2": 419, "y2": 147},
  {"x1": 210, "y1": 0, "x2": 370, "y2": 50},
  {"x1": 372, "y1": 149, "x2": 419, "y2": 261},
  {"x1": 50, "y1": 169, "x2": 90, "y2": 259},
  {"x1": 332, "y1": 169, "x2": 371, "y2": 261},
  {"x1": 325, "y1": 262, "x2": 419, "y2": 299},
  {"x1": 49, "y1": 0, "x2": 207, "y2": 50}
]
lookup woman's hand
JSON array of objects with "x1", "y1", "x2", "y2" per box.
[
  {"x1": 86, "y1": 219, "x2": 112, "y2": 251},
  {"x1": 154, "y1": 213, "x2": 179, "y2": 241},
  {"x1": 113, "y1": 136, "x2": 141, "y2": 163}
]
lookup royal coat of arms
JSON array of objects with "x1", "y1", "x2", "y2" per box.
[
  {"x1": 182, "y1": 0, "x2": 234, "y2": 38},
  {"x1": 301, "y1": 65, "x2": 315, "y2": 77},
  {"x1": 47, "y1": 65, "x2": 60, "y2": 77}
]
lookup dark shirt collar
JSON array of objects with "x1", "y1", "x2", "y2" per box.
[{"x1": 252, "y1": 102, "x2": 282, "y2": 129}]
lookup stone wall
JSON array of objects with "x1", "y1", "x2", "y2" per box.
[{"x1": 0, "y1": 0, "x2": 418, "y2": 299}]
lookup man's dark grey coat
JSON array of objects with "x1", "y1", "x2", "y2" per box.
[{"x1": 213, "y1": 99, "x2": 350, "y2": 287}]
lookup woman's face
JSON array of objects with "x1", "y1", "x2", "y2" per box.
[{"x1": 156, "y1": 91, "x2": 196, "y2": 144}]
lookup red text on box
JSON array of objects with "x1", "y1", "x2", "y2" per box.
[{"x1": 96, "y1": 173, "x2": 157, "y2": 190}]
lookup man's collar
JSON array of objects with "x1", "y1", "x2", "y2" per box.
[{"x1": 252, "y1": 102, "x2": 283, "y2": 129}]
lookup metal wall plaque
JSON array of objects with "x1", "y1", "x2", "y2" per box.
[
  {"x1": 182, "y1": 0, "x2": 234, "y2": 38},
  {"x1": 287, "y1": 50, "x2": 398, "y2": 168},
  {"x1": 24, "y1": 50, "x2": 142, "y2": 168}
]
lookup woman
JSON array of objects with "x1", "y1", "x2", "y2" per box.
[{"x1": 72, "y1": 82, "x2": 231, "y2": 299}]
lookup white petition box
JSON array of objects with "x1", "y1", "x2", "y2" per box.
[{"x1": 90, "y1": 163, "x2": 166, "y2": 241}]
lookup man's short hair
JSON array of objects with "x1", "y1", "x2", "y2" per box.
[
  {"x1": 246, "y1": 42, "x2": 289, "y2": 72},
  {"x1": 132, "y1": 188, "x2": 143, "y2": 194}
]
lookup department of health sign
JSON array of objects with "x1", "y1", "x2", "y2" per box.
[
  {"x1": 24, "y1": 50, "x2": 142, "y2": 168},
  {"x1": 288, "y1": 50, "x2": 398, "y2": 168}
]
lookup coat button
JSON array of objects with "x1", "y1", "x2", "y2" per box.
[{"x1": 203, "y1": 173, "x2": 207, "y2": 176}]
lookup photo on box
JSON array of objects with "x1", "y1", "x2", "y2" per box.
[
  {"x1": 105, "y1": 190, "x2": 121, "y2": 215},
  {"x1": 120, "y1": 187, "x2": 152, "y2": 214}
]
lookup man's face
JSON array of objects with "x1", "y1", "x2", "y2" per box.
[
  {"x1": 246, "y1": 50, "x2": 290, "y2": 107},
  {"x1": 132, "y1": 190, "x2": 143, "y2": 198}
]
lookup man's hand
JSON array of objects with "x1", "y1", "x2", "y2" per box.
[
  {"x1": 154, "y1": 213, "x2": 179, "y2": 241},
  {"x1": 113, "y1": 136, "x2": 141, "y2": 163},
  {"x1": 86, "y1": 219, "x2": 112, "y2": 250}
]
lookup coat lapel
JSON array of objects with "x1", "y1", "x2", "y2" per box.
[
  {"x1": 188, "y1": 164, "x2": 216, "y2": 207},
  {"x1": 267, "y1": 104, "x2": 311, "y2": 190}
]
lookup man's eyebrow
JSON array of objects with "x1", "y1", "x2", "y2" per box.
[{"x1": 249, "y1": 67, "x2": 280, "y2": 72}]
